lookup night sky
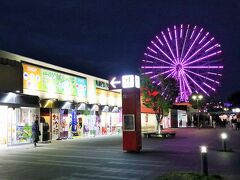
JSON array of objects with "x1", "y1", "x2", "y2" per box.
[{"x1": 0, "y1": 0, "x2": 239, "y2": 101}]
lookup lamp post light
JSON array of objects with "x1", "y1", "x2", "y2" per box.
[
  {"x1": 221, "y1": 132, "x2": 227, "y2": 151},
  {"x1": 192, "y1": 94, "x2": 203, "y2": 128},
  {"x1": 200, "y1": 146, "x2": 208, "y2": 176}
]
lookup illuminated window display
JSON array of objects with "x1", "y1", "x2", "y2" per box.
[
  {"x1": 82, "y1": 108, "x2": 101, "y2": 137},
  {"x1": 100, "y1": 111, "x2": 111, "y2": 135},
  {"x1": 0, "y1": 106, "x2": 8, "y2": 146},
  {"x1": 83, "y1": 115, "x2": 90, "y2": 136},
  {"x1": 0, "y1": 106, "x2": 39, "y2": 146},
  {"x1": 60, "y1": 109, "x2": 69, "y2": 139},
  {"x1": 50, "y1": 108, "x2": 79, "y2": 140},
  {"x1": 177, "y1": 110, "x2": 187, "y2": 127},
  {"x1": 110, "y1": 112, "x2": 122, "y2": 134},
  {"x1": 95, "y1": 89, "x2": 122, "y2": 136},
  {"x1": 88, "y1": 113, "x2": 98, "y2": 137},
  {"x1": 52, "y1": 111, "x2": 60, "y2": 140},
  {"x1": 100, "y1": 108, "x2": 122, "y2": 135},
  {"x1": 14, "y1": 108, "x2": 38, "y2": 144},
  {"x1": 76, "y1": 113, "x2": 84, "y2": 137}
]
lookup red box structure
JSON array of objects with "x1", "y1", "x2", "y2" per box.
[{"x1": 122, "y1": 88, "x2": 142, "y2": 152}]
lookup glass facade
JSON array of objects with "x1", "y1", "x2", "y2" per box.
[{"x1": 0, "y1": 106, "x2": 39, "y2": 146}]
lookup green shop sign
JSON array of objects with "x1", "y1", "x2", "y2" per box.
[{"x1": 95, "y1": 80, "x2": 109, "y2": 90}]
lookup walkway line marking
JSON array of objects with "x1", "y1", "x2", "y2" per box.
[
  {"x1": 72, "y1": 173, "x2": 138, "y2": 180},
  {"x1": 8, "y1": 152, "x2": 167, "y2": 164},
  {"x1": 38, "y1": 159, "x2": 101, "y2": 166},
  {"x1": 108, "y1": 161, "x2": 167, "y2": 167},
  {"x1": 0, "y1": 159, "x2": 151, "y2": 175}
]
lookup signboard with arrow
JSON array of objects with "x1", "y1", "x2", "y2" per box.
[{"x1": 109, "y1": 75, "x2": 140, "y2": 90}]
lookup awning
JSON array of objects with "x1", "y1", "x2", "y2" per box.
[
  {"x1": 40, "y1": 99, "x2": 75, "y2": 109},
  {"x1": 0, "y1": 92, "x2": 39, "y2": 107}
]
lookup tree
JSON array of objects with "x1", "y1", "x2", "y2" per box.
[{"x1": 141, "y1": 75, "x2": 179, "y2": 133}]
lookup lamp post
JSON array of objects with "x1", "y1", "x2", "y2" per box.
[
  {"x1": 192, "y1": 94, "x2": 203, "y2": 128},
  {"x1": 200, "y1": 146, "x2": 208, "y2": 176},
  {"x1": 221, "y1": 132, "x2": 227, "y2": 151}
]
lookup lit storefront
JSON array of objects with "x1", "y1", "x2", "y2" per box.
[
  {"x1": 95, "y1": 82, "x2": 122, "y2": 136},
  {"x1": 100, "y1": 106, "x2": 122, "y2": 135},
  {"x1": 170, "y1": 104, "x2": 191, "y2": 128},
  {"x1": 40, "y1": 100, "x2": 76, "y2": 140},
  {"x1": 22, "y1": 63, "x2": 122, "y2": 139},
  {"x1": 0, "y1": 50, "x2": 122, "y2": 142},
  {"x1": 0, "y1": 92, "x2": 39, "y2": 146},
  {"x1": 0, "y1": 57, "x2": 40, "y2": 146},
  {"x1": 22, "y1": 63, "x2": 88, "y2": 140}
]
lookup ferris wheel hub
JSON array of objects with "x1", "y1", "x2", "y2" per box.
[{"x1": 176, "y1": 64, "x2": 183, "y2": 71}]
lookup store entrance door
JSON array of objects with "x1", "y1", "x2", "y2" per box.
[
  {"x1": 0, "y1": 106, "x2": 8, "y2": 146},
  {"x1": 7, "y1": 108, "x2": 18, "y2": 145},
  {"x1": 7, "y1": 107, "x2": 38, "y2": 145}
]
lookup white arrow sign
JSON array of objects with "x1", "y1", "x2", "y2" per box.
[{"x1": 110, "y1": 77, "x2": 121, "y2": 88}]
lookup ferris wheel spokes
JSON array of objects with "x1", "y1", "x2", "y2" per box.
[
  {"x1": 141, "y1": 24, "x2": 223, "y2": 102},
  {"x1": 182, "y1": 28, "x2": 203, "y2": 62},
  {"x1": 144, "y1": 53, "x2": 174, "y2": 66},
  {"x1": 182, "y1": 37, "x2": 215, "y2": 64},
  {"x1": 184, "y1": 69, "x2": 220, "y2": 84},
  {"x1": 183, "y1": 50, "x2": 222, "y2": 66}
]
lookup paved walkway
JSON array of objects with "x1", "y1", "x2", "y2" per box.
[{"x1": 0, "y1": 128, "x2": 239, "y2": 180}]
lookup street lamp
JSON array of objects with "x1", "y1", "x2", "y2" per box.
[
  {"x1": 200, "y1": 146, "x2": 208, "y2": 176},
  {"x1": 192, "y1": 94, "x2": 203, "y2": 128},
  {"x1": 220, "y1": 132, "x2": 227, "y2": 151}
]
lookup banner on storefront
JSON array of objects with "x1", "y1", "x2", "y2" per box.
[{"x1": 23, "y1": 63, "x2": 87, "y2": 98}]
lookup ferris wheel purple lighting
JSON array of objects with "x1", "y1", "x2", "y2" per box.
[{"x1": 141, "y1": 24, "x2": 223, "y2": 102}]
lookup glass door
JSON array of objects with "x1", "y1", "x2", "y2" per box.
[
  {"x1": 7, "y1": 108, "x2": 18, "y2": 145},
  {"x1": 0, "y1": 106, "x2": 8, "y2": 146}
]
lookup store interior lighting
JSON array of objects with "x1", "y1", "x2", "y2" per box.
[
  {"x1": 78, "y1": 103, "x2": 86, "y2": 110},
  {"x1": 112, "y1": 106, "x2": 119, "y2": 113},
  {"x1": 102, "y1": 105, "x2": 109, "y2": 112},
  {"x1": 91, "y1": 104, "x2": 99, "y2": 111},
  {"x1": 62, "y1": 102, "x2": 71, "y2": 109},
  {"x1": 44, "y1": 99, "x2": 53, "y2": 108},
  {"x1": 3, "y1": 92, "x2": 16, "y2": 103}
]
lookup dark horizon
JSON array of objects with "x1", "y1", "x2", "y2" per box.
[{"x1": 0, "y1": 0, "x2": 239, "y2": 101}]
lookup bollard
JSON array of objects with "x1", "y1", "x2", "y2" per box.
[
  {"x1": 200, "y1": 146, "x2": 208, "y2": 176},
  {"x1": 221, "y1": 133, "x2": 227, "y2": 151}
]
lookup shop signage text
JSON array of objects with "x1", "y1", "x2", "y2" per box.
[{"x1": 95, "y1": 80, "x2": 109, "y2": 90}]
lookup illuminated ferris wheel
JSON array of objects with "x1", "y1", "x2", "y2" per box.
[{"x1": 141, "y1": 24, "x2": 223, "y2": 102}]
